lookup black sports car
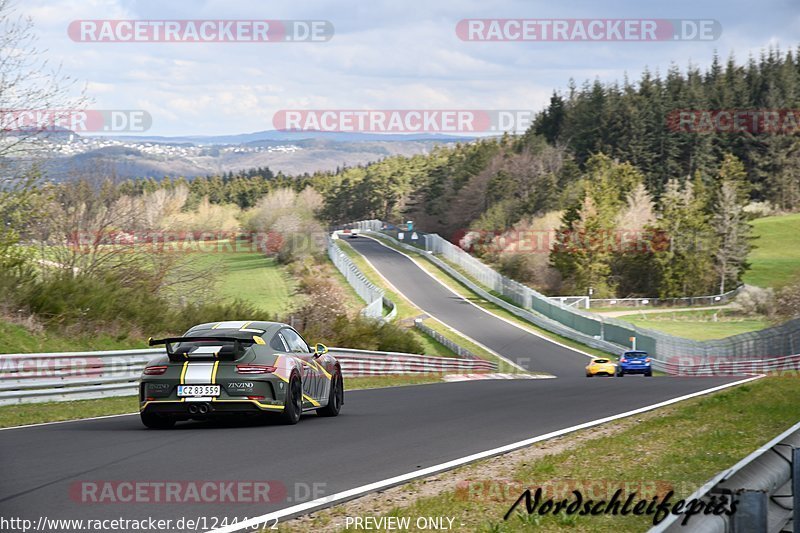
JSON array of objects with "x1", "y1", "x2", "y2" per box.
[{"x1": 139, "y1": 321, "x2": 343, "y2": 428}]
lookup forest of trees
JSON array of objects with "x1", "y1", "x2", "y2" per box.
[
  {"x1": 118, "y1": 48, "x2": 800, "y2": 299},
  {"x1": 532, "y1": 47, "x2": 800, "y2": 210}
]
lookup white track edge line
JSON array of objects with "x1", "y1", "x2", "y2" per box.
[
  {"x1": 346, "y1": 238, "x2": 527, "y2": 372},
  {"x1": 0, "y1": 411, "x2": 139, "y2": 431},
  {"x1": 363, "y1": 235, "x2": 597, "y2": 360},
  {"x1": 206, "y1": 374, "x2": 762, "y2": 533}
]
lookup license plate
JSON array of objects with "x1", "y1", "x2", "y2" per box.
[
  {"x1": 632, "y1": 361, "x2": 642, "y2": 364},
  {"x1": 177, "y1": 385, "x2": 220, "y2": 397}
]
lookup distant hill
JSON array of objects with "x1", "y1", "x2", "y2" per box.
[
  {"x1": 106, "y1": 130, "x2": 476, "y2": 145},
  {"x1": 35, "y1": 131, "x2": 479, "y2": 180}
]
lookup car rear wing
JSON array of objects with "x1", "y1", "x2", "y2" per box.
[{"x1": 148, "y1": 336, "x2": 255, "y2": 361}]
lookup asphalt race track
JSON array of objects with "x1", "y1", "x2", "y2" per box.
[
  {"x1": 0, "y1": 237, "x2": 748, "y2": 532},
  {"x1": 348, "y1": 236, "x2": 590, "y2": 376}
]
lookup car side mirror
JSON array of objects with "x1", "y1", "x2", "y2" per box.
[{"x1": 314, "y1": 343, "x2": 328, "y2": 357}]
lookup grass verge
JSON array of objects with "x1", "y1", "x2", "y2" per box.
[{"x1": 278, "y1": 376, "x2": 798, "y2": 533}]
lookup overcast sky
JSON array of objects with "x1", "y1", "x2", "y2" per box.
[{"x1": 18, "y1": 0, "x2": 800, "y2": 136}]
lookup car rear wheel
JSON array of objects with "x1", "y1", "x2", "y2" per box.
[
  {"x1": 140, "y1": 412, "x2": 175, "y2": 429},
  {"x1": 645, "y1": 370, "x2": 653, "y2": 377},
  {"x1": 617, "y1": 370, "x2": 624, "y2": 377},
  {"x1": 318, "y1": 370, "x2": 343, "y2": 417},
  {"x1": 280, "y1": 374, "x2": 302, "y2": 425}
]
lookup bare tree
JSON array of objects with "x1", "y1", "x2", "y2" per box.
[
  {"x1": 712, "y1": 180, "x2": 751, "y2": 293},
  {"x1": 0, "y1": 0, "x2": 87, "y2": 164},
  {"x1": 0, "y1": 0, "x2": 87, "y2": 273}
]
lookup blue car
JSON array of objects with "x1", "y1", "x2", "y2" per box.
[{"x1": 616, "y1": 351, "x2": 653, "y2": 377}]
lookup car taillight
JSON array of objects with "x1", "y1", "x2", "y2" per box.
[
  {"x1": 236, "y1": 364, "x2": 276, "y2": 374},
  {"x1": 143, "y1": 365, "x2": 168, "y2": 375},
  {"x1": 645, "y1": 358, "x2": 652, "y2": 363},
  {"x1": 620, "y1": 358, "x2": 627, "y2": 363}
]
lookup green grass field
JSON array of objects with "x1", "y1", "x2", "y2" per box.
[
  {"x1": 622, "y1": 309, "x2": 769, "y2": 340},
  {"x1": 744, "y1": 212, "x2": 800, "y2": 288},
  {"x1": 195, "y1": 250, "x2": 296, "y2": 315}
]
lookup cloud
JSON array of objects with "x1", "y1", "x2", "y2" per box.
[{"x1": 18, "y1": 0, "x2": 800, "y2": 135}]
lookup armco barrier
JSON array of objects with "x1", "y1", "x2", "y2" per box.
[
  {"x1": 0, "y1": 346, "x2": 496, "y2": 405},
  {"x1": 651, "y1": 419, "x2": 800, "y2": 533},
  {"x1": 371, "y1": 226, "x2": 800, "y2": 364},
  {"x1": 327, "y1": 234, "x2": 386, "y2": 319},
  {"x1": 328, "y1": 231, "x2": 398, "y2": 321},
  {"x1": 414, "y1": 319, "x2": 480, "y2": 359},
  {"x1": 586, "y1": 284, "x2": 744, "y2": 309},
  {"x1": 331, "y1": 347, "x2": 495, "y2": 376}
]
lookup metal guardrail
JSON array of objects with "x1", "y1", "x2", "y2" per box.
[
  {"x1": 327, "y1": 234, "x2": 388, "y2": 320},
  {"x1": 585, "y1": 285, "x2": 745, "y2": 309},
  {"x1": 0, "y1": 346, "x2": 497, "y2": 406},
  {"x1": 414, "y1": 319, "x2": 480, "y2": 359},
  {"x1": 651, "y1": 420, "x2": 800, "y2": 532},
  {"x1": 374, "y1": 226, "x2": 800, "y2": 363},
  {"x1": 334, "y1": 347, "x2": 495, "y2": 376}
]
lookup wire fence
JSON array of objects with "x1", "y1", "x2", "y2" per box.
[{"x1": 376, "y1": 226, "x2": 800, "y2": 363}]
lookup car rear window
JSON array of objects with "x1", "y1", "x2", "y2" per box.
[
  {"x1": 594, "y1": 359, "x2": 609, "y2": 363},
  {"x1": 625, "y1": 352, "x2": 648, "y2": 358}
]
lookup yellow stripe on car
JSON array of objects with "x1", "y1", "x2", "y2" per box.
[
  {"x1": 310, "y1": 360, "x2": 332, "y2": 380},
  {"x1": 179, "y1": 361, "x2": 189, "y2": 402},
  {"x1": 211, "y1": 360, "x2": 219, "y2": 382},
  {"x1": 303, "y1": 394, "x2": 321, "y2": 407},
  {"x1": 141, "y1": 399, "x2": 284, "y2": 411}
]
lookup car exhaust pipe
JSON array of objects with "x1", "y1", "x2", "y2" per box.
[
  {"x1": 188, "y1": 404, "x2": 199, "y2": 415},
  {"x1": 197, "y1": 403, "x2": 209, "y2": 415}
]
